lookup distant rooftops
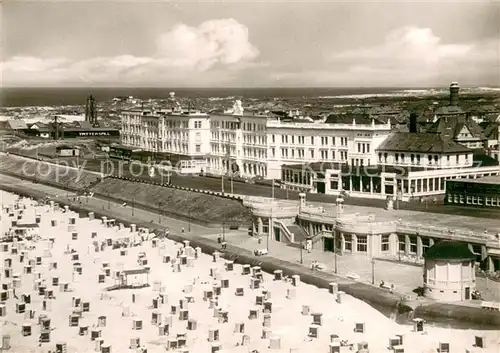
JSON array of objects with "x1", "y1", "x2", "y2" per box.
[
  {"x1": 377, "y1": 132, "x2": 472, "y2": 154},
  {"x1": 325, "y1": 113, "x2": 386, "y2": 125}
]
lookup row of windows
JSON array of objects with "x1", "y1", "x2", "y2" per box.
[
  {"x1": 272, "y1": 135, "x2": 350, "y2": 146},
  {"x1": 379, "y1": 153, "x2": 469, "y2": 165},
  {"x1": 356, "y1": 143, "x2": 370, "y2": 154},
  {"x1": 272, "y1": 148, "x2": 350, "y2": 161},
  {"x1": 447, "y1": 193, "x2": 500, "y2": 207}
]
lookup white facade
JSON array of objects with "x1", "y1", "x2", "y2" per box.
[
  {"x1": 377, "y1": 150, "x2": 474, "y2": 169},
  {"x1": 121, "y1": 109, "x2": 211, "y2": 157},
  {"x1": 121, "y1": 104, "x2": 391, "y2": 180},
  {"x1": 266, "y1": 118, "x2": 391, "y2": 179},
  {"x1": 424, "y1": 259, "x2": 476, "y2": 301},
  {"x1": 207, "y1": 114, "x2": 269, "y2": 178}
]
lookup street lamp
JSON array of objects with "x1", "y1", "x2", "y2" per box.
[
  {"x1": 333, "y1": 231, "x2": 338, "y2": 274},
  {"x1": 300, "y1": 240, "x2": 303, "y2": 264},
  {"x1": 371, "y1": 258, "x2": 375, "y2": 285},
  {"x1": 222, "y1": 218, "x2": 226, "y2": 241},
  {"x1": 132, "y1": 198, "x2": 135, "y2": 216},
  {"x1": 188, "y1": 209, "x2": 191, "y2": 232},
  {"x1": 107, "y1": 192, "x2": 110, "y2": 210},
  {"x1": 157, "y1": 202, "x2": 162, "y2": 223}
]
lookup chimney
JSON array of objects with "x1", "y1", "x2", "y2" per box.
[
  {"x1": 409, "y1": 112, "x2": 418, "y2": 133},
  {"x1": 449, "y1": 82, "x2": 460, "y2": 106}
]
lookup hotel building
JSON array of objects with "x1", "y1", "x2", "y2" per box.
[
  {"x1": 281, "y1": 130, "x2": 500, "y2": 200},
  {"x1": 121, "y1": 99, "x2": 392, "y2": 179},
  {"x1": 120, "y1": 106, "x2": 210, "y2": 173}
]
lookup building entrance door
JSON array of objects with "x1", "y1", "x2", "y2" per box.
[
  {"x1": 324, "y1": 237, "x2": 334, "y2": 252},
  {"x1": 465, "y1": 287, "x2": 470, "y2": 300},
  {"x1": 274, "y1": 227, "x2": 281, "y2": 242},
  {"x1": 317, "y1": 182, "x2": 325, "y2": 194}
]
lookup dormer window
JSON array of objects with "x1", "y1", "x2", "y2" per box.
[
  {"x1": 400, "y1": 154, "x2": 405, "y2": 163},
  {"x1": 416, "y1": 155, "x2": 421, "y2": 164},
  {"x1": 395, "y1": 153, "x2": 399, "y2": 163},
  {"x1": 384, "y1": 153, "x2": 388, "y2": 163},
  {"x1": 410, "y1": 154, "x2": 415, "y2": 164},
  {"x1": 428, "y1": 155, "x2": 433, "y2": 164},
  {"x1": 378, "y1": 153, "x2": 382, "y2": 162}
]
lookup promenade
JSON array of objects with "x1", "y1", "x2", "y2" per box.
[{"x1": 2, "y1": 173, "x2": 499, "y2": 303}]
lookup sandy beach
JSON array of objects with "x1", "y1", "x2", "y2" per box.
[{"x1": 1, "y1": 190, "x2": 498, "y2": 353}]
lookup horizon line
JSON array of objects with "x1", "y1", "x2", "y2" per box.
[{"x1": 2, "y1": 85, "x2": 500, "y2": 90}]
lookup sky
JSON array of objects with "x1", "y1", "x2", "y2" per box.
[{"x1": 1, "y1": 0, "x2": 499, "y2": 88}]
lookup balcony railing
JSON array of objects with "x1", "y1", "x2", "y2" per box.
[{"x1": 396, "y1": 222, "x2": 494, "y2": 242}]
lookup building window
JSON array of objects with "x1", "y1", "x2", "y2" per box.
[
  {"x1": 195, "y1": 144, "x2": 201, "y2": 152},
  {"x1": 357, "y1": 236, "x2": 367, "y2": 252},
  {"x1": 378, "y1": 153, "x2": 382, "y2": 162},
  {"x1": 398, "y1": 235, "x2": 406, "y2": 252},
  {"x1": 395, "y1": 153, "x2": 399, "y2": 163},
  {"x1": 409, "y1": 236, "x2": 417, "y2": 254},
  {"x1": 422, "y1": 238, "x2": 431, "y2": 255},
  {"x1": 381, "y1": 235, "x2": 390, "y2": 251},
  {"x1": 344, "y1": 234, "x2": 352, "y2": 252},
  {"x1": 262, "y1": 219, "x2": 269, "y2": 234},
  {"x1": 410, "y1": 154, "x2": 415, "y2": 163},
  {"x1": 194, "y1": 121, "x2": 202, "y2": 129}
]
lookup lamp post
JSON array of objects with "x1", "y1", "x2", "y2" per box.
[
  {"x1": 157, "y1": 202, "x2": 162, "y2": 223},
  {"x1": 107, "y1": 192, "x2": 110, "y2": 210},
  {"x1": 267, "y1": 202, "x2": 272, "y2": 253},
  {"x1": 371, "y1": 258, "x2": 375, "y2": 285},
  {"x1": 300, "y1": 240, "x2": 303, "y2": 264},
  {"x1": 333, "y1": 231, "x2": 338, "y2": 274},
  {"x1": 222, "y1": 218, "x2": 226, "y2": 242},
  {"x1": 132, "y1": 198, "x2": 135, "y2": 216},
  {"x1": 188, "y1": 209, "x2": 191, "y2": 232},
  {"x1": 267, "y1": 179, "x2": 275, "y2": 252}
]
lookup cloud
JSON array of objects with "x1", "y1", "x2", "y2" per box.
[
  {"x1": 155, "y1": 19, "x2": 259, "y2": 71},
  {"x1": 275, "y1": 26, "x2": 499, "y2": 86},
  {"x1": 1, "y1": 18, "x2": 259, "y2": 86}
]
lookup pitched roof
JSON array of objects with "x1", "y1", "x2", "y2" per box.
[
  {"x1": 424, "y1": 241, "x2": 475, "y2": 260},
  {"x1": 481, "y1": 122, "x2": 499, "y2": 140},
  {"x1": 376, "y1": 132, "x2": 472, "y2": 154},
  {"x1": 7, "y1": 120, "x2": 27, "y2": 130},
  {"x1": 425, "y1": 115, "x2": 486, "y2": 140}
]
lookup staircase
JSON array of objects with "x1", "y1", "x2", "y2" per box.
[{"x1": 272, "y1": 221, "x2": 310, "y2": 247}]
